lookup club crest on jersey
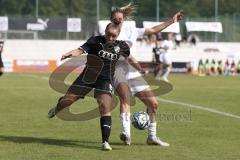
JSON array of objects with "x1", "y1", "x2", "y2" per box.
[{"x1": 114, "y1": 46, "x2": 120, "y2": 53}]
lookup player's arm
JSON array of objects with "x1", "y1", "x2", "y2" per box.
[
  {"x1": 144, "y1": 10, "x2": 184, "y2": 35},
  {"x1": 61, "y1": 48, "x2": 84, "y2": 61},
  {"x1": 127, "y1": 56, "x2": 145, "y2": 74}
]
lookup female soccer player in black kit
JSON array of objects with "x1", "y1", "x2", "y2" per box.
[{"x1": 48, "y1": 23, "x2": 130, "y2": 151}]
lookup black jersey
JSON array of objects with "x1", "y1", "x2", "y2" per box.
[
  {"x1": 0, "y1": 41, "x2": 4, "y2": 68},
  {"x1": 80, "y1": 36, "x2": 130, "y2": 80},
  {"x1": 0, "y1": 41, "x2": 3, "y2": 54},
  {"x1": 152, "y1": 47, "x2": 161, "y2": 63}
]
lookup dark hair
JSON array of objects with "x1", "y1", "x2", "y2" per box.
[{"x1": 105, "y1": 23, "x2": 120, "y2": 33}]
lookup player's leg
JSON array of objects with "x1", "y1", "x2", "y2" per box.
[
  {"x1": 114, "y1": 64, "x2": 132, "y2": 145},
  {"x1": 135, "y1": 89, "x2": 170, "y2": 147},
  {"x1": 116, "y1": 82, "x2": 132, "y2": 145},
  {"x1": 95, "y1": 79, "x2": 115, "y2": 150},
  {"x1": 48, "y1": 75, "x2": 93, "y2": 118},
  {"x1": 96, "y1": 93, "x2": 113, "y2": 151},
  {"x1": 48, "y1": 85, "x2": 92, "y2": 118}
]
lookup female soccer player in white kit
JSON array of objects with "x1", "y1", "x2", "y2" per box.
[{"x1": 108, "y1": 3, "x2": 184, "y2": 146}]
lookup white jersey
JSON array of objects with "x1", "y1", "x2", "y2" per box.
[
  {"x1": 114, "y1": 27, "x2": 149, "y2": 95},
  {"x1": 97, "y1": 21, "x2": 149, "y2": 94},
  {"x1": 117, "y1": 27, "x2": 145, "y2": 47}
]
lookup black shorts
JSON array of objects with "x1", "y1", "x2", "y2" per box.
[{"x1": 68, "y1": 74, "x2": 114, "y2": 98}]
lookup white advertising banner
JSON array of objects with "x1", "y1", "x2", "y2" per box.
[
  {"x1": 186, "y1": 22, "x2": 223, "y2": 33},
  {"x1": 0, "y1": 16, "x2": 8, "y2": 31},
  {"x1": 143, "y1": 21, "x2": 180, "y2": 33},
  {"x1": 67, "y1": 18, "x2": 81, "y2": 32}
]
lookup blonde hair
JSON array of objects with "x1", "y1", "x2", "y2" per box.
[
  {"x1": 120, "y1": 2, "x2": 136, "y2": 20},
  {"x1": 111, "y1": 2, "x2": 137, "y2": 20}
]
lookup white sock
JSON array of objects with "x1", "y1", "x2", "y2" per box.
[
  {"x1": 120, "y1": 112, "x2": 131, "y2": 136},
  {"x1": 148, "y1": 122, "x2": 157, "y2": 138}
]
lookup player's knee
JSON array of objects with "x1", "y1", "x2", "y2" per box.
[
  {"x1": 119, "y1": 94, "x2": 130, "y2": 105},
  {"x1": 99, "y1": 104, "x2": 111, "y2": 116},
  {"x1": 149, "y1": 100, "x2": 158, "y2": 113}
]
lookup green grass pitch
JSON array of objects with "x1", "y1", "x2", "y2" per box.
[{"x1": 0, "y1": 73, "x2": 239, "y2": 160}]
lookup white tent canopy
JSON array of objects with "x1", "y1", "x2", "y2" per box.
[{"x1": 185, "y1": 22, "x2": 223, "y2": 33}]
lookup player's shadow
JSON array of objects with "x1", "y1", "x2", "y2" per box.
[{"x1": 0, "y1": 135, "x2": 121, "y2": 150}]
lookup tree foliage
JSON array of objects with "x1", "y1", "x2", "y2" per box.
[{"x1": 0, "y1": 0, "x2": 239, "y2": 18}]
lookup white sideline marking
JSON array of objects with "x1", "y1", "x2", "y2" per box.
[
  {"x1": 23, "y1": 74, "x2": 240, "y2": 120},
  {"x1": 158, "y1": 98, "x2": 240, "y2": 120}
]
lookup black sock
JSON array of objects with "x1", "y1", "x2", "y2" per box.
[{"x1": 100, "y1": 116, "x2": 111, "y2": 143}]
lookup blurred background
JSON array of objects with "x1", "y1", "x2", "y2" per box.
[
  {"x1": 0, "y1": 0, "x2": 240, "y2": 75},
  {"x1": 0, "y1": 0, "x2": 239, "y2": 41}
]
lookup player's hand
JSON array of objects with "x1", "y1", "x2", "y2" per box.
[
  {"x1": 61, "y1": 54, "x2": 72, "y2": 61},
  {"x1": 173, "y1": 10, "x2": 184, "y2": 23}
]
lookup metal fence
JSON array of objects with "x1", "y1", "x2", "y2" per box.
[{"x1": 0, "y1": 14, "x2": 239, "y2": 42}]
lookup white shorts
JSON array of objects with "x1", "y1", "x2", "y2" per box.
[
  {"x1": 114, "y1": 59, "x2": 149, "y2": 95},
  {"x1": 160, "y1": 52, "x2": 172, "y2": 65}
]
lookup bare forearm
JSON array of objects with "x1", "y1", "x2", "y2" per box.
[
  {"x1": 144, "y1": 18, "x2": 174, "y2": 35},
  {"x1": 61, "y1": 48, "x2": 83, "y2": 60},
  {"x1": 128, "y1": 56, "x2": 143, "y2": 71},
  {"x1": 144, "y1": 10, "x2": 184, "y2": 35}
]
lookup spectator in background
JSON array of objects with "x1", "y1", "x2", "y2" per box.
[
  {"x1": 217, "y1": 60, "x2": 224, "y2": 75},
  {"x1": 230, "y1": 60, "x2": 236, "y2": 75},
  {"x1": 186, "y1": 61, "x2": 193, "y2": 74},
  {"x1": 210, "y1": 59, "x2": 217, "y2": 75},
  {"x1": 237, "y1": 60, "x2": 240, "y2": 75},
  {"x1": 152, "y1": 39, "x2": 162, "y2": 76},
  {"x1": 0, "y1": 41, "x2": 4, "y2": 76},
  {"x1": 204, "y1": 59, "x2": 211, "y2": 75},
  {"x1": 156, "y1": 32, "x2": 163, "y2": 41},
  {"x1": 182, "y1": 34, "x2": 188, "y2": 43},
  {"x1": 224, "y1": 59, "x2": 231, "y2": 76},
  {"x1": 188, "y1": 33, "x2": 199, "y2": 46},
  {"x1": 198, "y1": 59, "x2": 205, "y2": 76}
]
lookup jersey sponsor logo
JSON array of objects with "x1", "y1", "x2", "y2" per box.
[{"x1": 98, "y1": 50, "x2": 118, "y2": 60}]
